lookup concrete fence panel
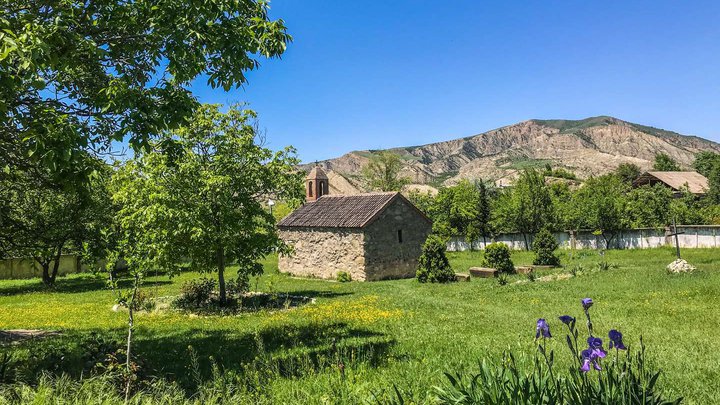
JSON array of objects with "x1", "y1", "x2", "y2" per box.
[
  {"x1": 0, "y1": 255, "x2": 81, "y2": 280},
  {"x1": 447, "y1": 225, "x2": 720, "y2": 252}
]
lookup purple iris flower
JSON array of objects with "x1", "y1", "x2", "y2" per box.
[
  {"x1": 535, "y1": 318, "x2": 552, "y2": 339},
  {"x1": 587, "y1": 336, "x2": 603, "y2": 349},
  {"x1": 581, "y1": 298, "x2": 593, "y2": 310},
  {"x1": 586, "y1": 336, "x2": 607, "y2": 359},
  {"x1": 558, "y1": 315, "x2": 575, "y2": 325},
  {"x1": 608, "y1": 329, "x2": 627, "y2": 350},
  {"x1": 580, "y1": 348, "x2": 602, "y2": 372}
]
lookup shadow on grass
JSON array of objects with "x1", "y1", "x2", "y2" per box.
[
  {"x1": 137, "y1": 322, "x2": 394, "y2": 388},
  {"x1": 234, "y1": 290, "x2": 353, "y2": 313},
  {"x1": 3, "y1": 321, "x2": 394, "y2": 390},
  {"x1": 0, "y1": 276, "x2": 171, "y2": 297},
  {"x1": 286, "y1": 290, "x2": 354, "y2": 299}
]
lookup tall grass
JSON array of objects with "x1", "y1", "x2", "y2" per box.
[{"x1": 1, "y1": 248, "x2": 719, "y2": 403}]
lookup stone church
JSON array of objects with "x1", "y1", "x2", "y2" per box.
[{"x1": 277, "y1": 167, "x2": 432, "y2": 281}]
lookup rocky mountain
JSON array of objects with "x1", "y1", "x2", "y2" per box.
[{"x1": 306, "y1": 116, "x2": 720, "y2": 190}]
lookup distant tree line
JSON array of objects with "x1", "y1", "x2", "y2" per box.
[{"x1": 409, "y1": 152, "x2": 720, "y2": 250}]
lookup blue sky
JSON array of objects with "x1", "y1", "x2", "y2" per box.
[{"x1": 191, "y1": 1, "x2": 720, "y2": 163}]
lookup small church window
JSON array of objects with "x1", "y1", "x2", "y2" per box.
[
  {"x1": 397, "y1": 229, "x2": 403, "y2": 243},
  {"x1": 308, "y1": 181, "x2": 314, "y2": 197},
  {"x1": 319, "y1": 181, "x2": 325, "y2": 197}
]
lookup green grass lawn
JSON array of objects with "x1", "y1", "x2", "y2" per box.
[{"x1": 1, "y1": 248, "x2": 719, "y2": 403}]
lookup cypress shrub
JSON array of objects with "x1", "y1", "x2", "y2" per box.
[
  {"x1": 417, "y1": 235, "x2": 456, "y2": 283},
  {"x1": 532, "y1": 228, "x2": 560, "y2": 266}
]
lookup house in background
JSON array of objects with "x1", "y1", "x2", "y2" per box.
[
  {"x1": 632, "y1": 171, "x2": 709, "y2": 196},
  {"x1": 277, "y1": 167, "x2": 432, "y2": 281}
]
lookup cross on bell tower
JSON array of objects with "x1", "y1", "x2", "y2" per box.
[{"x1": 306, "y1": 165, "x2": 329, "y2": 202}]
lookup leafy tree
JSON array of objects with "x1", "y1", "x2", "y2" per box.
[
  {"x1": 669, "y1": 190, "x2": 709, "y2": 225},
  {"x1": 615, "y1": 163, "x2": 642, "y2": 184},
  {"x1": 416, "y1": 235, "x2": 455, "y2": 283},
  {"x1": 653, "y1": 153, "x2": 681, "y2": 171},
  {"x1": 624, "y1": 185, "x2": 673, "y2": 228},
  {"x1": 428, "y1": 187, "x2": 455, "y2": 237},
  {"x1": 532, "y1": 228, "x2": 560, "y2": 266},
  {"x1": 269, "y1": 201, "x2": 298, "y2": 223},
  {"x1": 1, "y1": 0, "x2": 291, "y2": 179},
  {"x1": 692, "y1": 151, "x2": 720, "y2": 177},
  {"x1": 0, "y1": 162, "x2": 111, "y2": 286},
  {"x1": 543, "y1": 165, "x2": 577, "y2": 180},
  {"x1": 548, "y1": 182, "x2": 573, "y2": 231},
  {"x1": 111, "y1": 105, "x2": 303, "y2": 305},
  {"x1": 492, "y1": 169, "x2": 554, "y2": 249},
  {"x1": 568, "y1": 175, "x2": 627, "y2": 249},
  {"x1": 406, "y1": 190, "x2": 436, "y2": 216},
  {"x1": 707, "y1": 165, "x2": 720, "y2": 204},
  {"x1": 472, "y1": 181, "x2": 493, "y2": 245},
  {"x1": 448, "y1": 180, "x2": 491, "y2": 249},
  {"x1": 362, "y1": 151, "x2": 410, "y2": 191}
]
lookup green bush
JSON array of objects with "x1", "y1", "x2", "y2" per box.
[
  {"x1": 337, "y1": 271, "x2": 352, "y2": 282},
  {"x1": 532, "y1": 228, "x2": 560, "y2": 266},
  {"x1": 483, "y1": 243, "x2": 514, "y2": 274},
  {"x1": 416, "y1": 235, "x2": 456, "y2": 283},
  {"x1": 226, "y1": 274, "x2": 251, "y2": 297},
  {"x1": 172, "y1": 278, "x2": 216, "y2": 309}
]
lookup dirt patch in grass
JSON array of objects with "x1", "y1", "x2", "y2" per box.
[{"x1": 0, "y1": 329, "x2": 61, "y2": 344}]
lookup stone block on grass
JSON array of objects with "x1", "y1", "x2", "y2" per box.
[
  {"x1": 455, "y1": 273, "x2": 471, "y2": 282},
  {"x1": 469, "y1": 267, "x2": 498, "y2": 278},
  {"x1": 516, "y1": 266, "x2": 533, "y2": 274}
]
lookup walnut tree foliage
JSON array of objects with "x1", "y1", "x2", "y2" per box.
[
  {"x1": 0, "y1": 157, "x2": 112, "y2": 285},
  {"x1": 652, "y1": 153, "x2": 681, "y2": 171},
  {"x1": 615, "y1": 162, "x2": 642, "y2": 184},
  {"x1": 362, "y1": 151, "x2": 410, "y2": 192},
  {"x1": 0, "y1": 0, "x2": 290, "y2": 179},
  {"x1": 416, "y1": 179, "x2": 492, "y2": 247},
  {"x1": 692, "y1": 151, "x2": 720, "y2": 178},
  {"x1": 566, "y1": 174, "x2": 627, "y2": 248},
  {"x1": 491, "y1": 169, "x2": 555, "y2": 250},
  {"x1": 110, "y1": 105, "x2": 304, "y2": 304}
]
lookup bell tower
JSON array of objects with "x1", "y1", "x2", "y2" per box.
[{"x1": 306, "y1": 165, "x2": 329, "y2": 202}]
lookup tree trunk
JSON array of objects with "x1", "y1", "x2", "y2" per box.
[
  {"x1": 49, "y1": 245, "x2": 62, "y2": 285},
  {"x1": 37, "y1": 258, "x2": 51, "y2": 286},
  {"x1": 603, "y1": 232, "x2": 615, "y2": 250},
  {"x1": 125, "y1": 273, "x2": 139, "y2": 402},
  {"x1": 522, "y1": 233, "x2": 529, "y2": 251},
  {"x1": 217, "y1": 247, "x2": 226, "y2": 305}
]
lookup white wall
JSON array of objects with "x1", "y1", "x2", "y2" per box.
[{"x1": 447, "y1": 226, "x2": 720, "y2": 251}]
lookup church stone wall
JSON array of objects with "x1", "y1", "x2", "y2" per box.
[
  {"x1": 278, "y1": 227, "x2": 367, "y2": 281},
  {"x1": 363, "y1": 199, "x2": 432, "y2": 281}
]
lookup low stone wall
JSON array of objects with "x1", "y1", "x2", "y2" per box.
[
  {"x1": 0, "y1": 255, "x2": 80, "y2": 280},
  {"x1": 448, "y1": 225, "x2": 720, "y2": 251},
  {"x1": 278, "y1": 227, "x2": 367, "y2": 281}
]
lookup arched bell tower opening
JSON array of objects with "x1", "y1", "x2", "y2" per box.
[{"x1": 306, "y1": 165, "x2": 329, "y2": 202}]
